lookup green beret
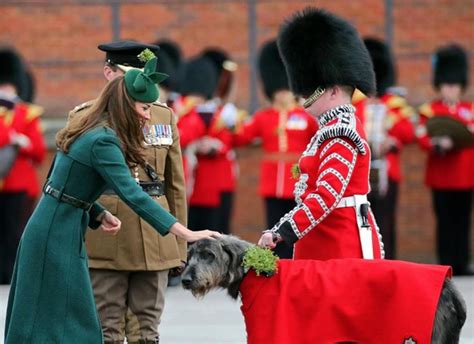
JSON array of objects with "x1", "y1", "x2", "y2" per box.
[{"x1": 124, "y1": 57, "x2": 168, "y2": 103}]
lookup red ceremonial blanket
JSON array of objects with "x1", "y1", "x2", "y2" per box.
[{"x1": 239, "y1": 259, "x2": 451, "y2": 344}]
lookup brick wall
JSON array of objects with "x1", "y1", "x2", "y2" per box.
[{"x1": 2, "y1": 0, "x2": 473, "y2": 262}]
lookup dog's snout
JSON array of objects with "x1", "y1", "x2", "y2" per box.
[{"x1": 181, "y1": 276, "x2": 192, "y2": 288}]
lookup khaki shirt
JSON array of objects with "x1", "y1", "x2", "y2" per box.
[{"x1": 69, "y1": 100, "x2": 187, "y2": 271}]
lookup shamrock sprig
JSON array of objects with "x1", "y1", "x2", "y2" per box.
[{"x1": 242, "y1": 246, "x2": 279, "y2": 277}]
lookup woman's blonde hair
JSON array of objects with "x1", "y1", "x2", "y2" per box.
[{"x1": 56, "y1": 77, "x2": 146, "y2": 166}]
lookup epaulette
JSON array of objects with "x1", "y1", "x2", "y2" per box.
[
  {"x1": 71, "y1": 100, "x2": 94, "y2": 114},
  {"x1": 418, "y1": 103, "x2": 434, "y2": 118},
  {"x1": 24, "y1": 103, "x2": 44, "y2": 122},
  {"x1": 153, "y1": 100, "x2": 170, "y2": 109},
  {"x1": 316, "y1": 124, "x2": 366, "y2": 155},
  {"x1": 385, "y1": 95, "x2": 407, "y2": 110},
  {"x1": 351, "y1": 88, "x2": 367, "y2": 105}
]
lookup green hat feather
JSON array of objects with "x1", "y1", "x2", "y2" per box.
[{"x1": 124, "y1": 57, "x2": 168, "y2": 103}]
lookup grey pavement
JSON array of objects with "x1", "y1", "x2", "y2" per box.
[{"x1": 1, "y1": 277, "x2": 473, "y2": 344}]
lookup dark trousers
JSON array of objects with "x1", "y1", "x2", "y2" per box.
[
  {"x1": 432, "y1": 189, "x2": 473, "y2": 275},
  {"x1": 265, "y1": 197, "x2": 296, "y2": 259},
  {"x1": 0, "y1": 191, "x2": 29, "y2": 284},
  {"x1": 218, "y1": 192, "x2": 234, "y2": 235},
  {"x1": 368, "y1": 180, "x2": 399, "y2": 259},
  {"x1": 188, "y1": 205, "x2": 220, "y2": 231}
]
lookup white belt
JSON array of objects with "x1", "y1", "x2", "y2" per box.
[{"x1": 336, "y1": 194, "x2": 374, "y2": 259}]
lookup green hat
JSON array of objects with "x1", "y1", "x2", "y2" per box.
[{"x1": 124, "y1": 57, "x2": 168, "y2": 103}]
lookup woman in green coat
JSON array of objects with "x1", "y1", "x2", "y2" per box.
[{"x1": 4, "y1": 58, "x2": 220, "y2": 343}]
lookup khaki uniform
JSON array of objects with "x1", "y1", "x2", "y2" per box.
[{"x1": 69, "y1": 100, "x2": 187, "y2": 343}]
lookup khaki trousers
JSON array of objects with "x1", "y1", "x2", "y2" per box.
[{"x1": 90, "y1": 269, "x2": 169, "y2": 343}]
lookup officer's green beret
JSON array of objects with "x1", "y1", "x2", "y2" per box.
[{"x1": 124, "y1": 57, "x2": 168, "y2": 103}]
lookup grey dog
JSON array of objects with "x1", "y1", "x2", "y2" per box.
[{"x1": 182, "y1": 235, "x2": 466, "y2": 343}]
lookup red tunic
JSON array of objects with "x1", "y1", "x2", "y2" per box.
[
  {"x1": 234, "y1": 106, "x2": 317, "y2": 199},
  {"x1": 272, "y1": 104, "x2": 383, "y2": 260},
  {"x1": 240, "y1": 259, "x2": 451, "y2": 344},
  {"x1": 0, "y1": 102, "x2": 46, "y2": 197},
  {"x1": 354, "y1": 93, "x2": 415, "y2": 182},
  {"x1": 189, "y1": 107, "x2": 236, "y2": 207},
  {"x1": 417, "y1": 100, "x2": 474, "y2": 190}
]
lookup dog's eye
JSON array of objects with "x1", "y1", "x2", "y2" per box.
[{"x1": 199, "y1": 251, "x2": 215, "y2": 261}]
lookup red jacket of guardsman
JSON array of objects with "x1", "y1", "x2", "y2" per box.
[
  {"x1": 234, "y1": 106, "x2": 318, "y2": 199},
  {"x1": 0, "y1": 102, "x2": 46, "y2": 197},
  {"x1": 188, "y1": 103, "x2": 236, "y2": 207},
  {"x1": 417, "y1": 100, "x2": 474, "y2": 189},
  {"x1": 240, "y1": 259, "x2": 451, "y2": 344},
  {"x1": 271, "y1": 104, "x2": 383, "y2": 260},
  {"x1": 353, "y1": 91, "x2": 415, "y2": 182}
]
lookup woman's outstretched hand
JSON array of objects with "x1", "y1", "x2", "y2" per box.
[
  {"x1": 99, "y1": 211, "x2": 121, "y2": 235},
  {"x1": 187, "y1": 230, "x2": 222, "y2": 242},
  {"x1": 169, "y1": 222, "x2": 222, "y2": 242}
]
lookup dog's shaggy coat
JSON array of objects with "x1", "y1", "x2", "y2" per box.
[{"x1": 182, "y1": 236, "x2": 466, "y2": 344}]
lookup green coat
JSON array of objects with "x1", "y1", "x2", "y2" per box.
[{"x1": 4, "y1": 126, "x2": 177, "y2": 344}]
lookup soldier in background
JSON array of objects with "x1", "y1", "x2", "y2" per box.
[
  {"x1": 198, "y1": 48, "x2": 242, "y2": 234},
  {"x1": 417, "y1": 44, "x2": 474, "y2": 276},
  {"x1": 233, "y1": 40, "x2": 318, "y2": 258},
  {"x1": 70, "y1": 40, "x2": 187, "y2": 343},
  {"x1": 0, "y1": 48, "x2": 46, "y2": 284},
  {"x1": 173, "y1": 56, "x2": 222, "y2": 230},
  {"x1": 352, "y1": 38, "x2": 415, "y2": 259}
]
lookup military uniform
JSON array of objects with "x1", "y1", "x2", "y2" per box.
[
  {"x1": 267, "y1": 8, "x2": 384, "y2": 260},
  {"x1": 0, "y1": 49, "x2": 46, "y2": 284},
  {"x1": 73, "y1": 41, "x2": 187, "y2": 343}
]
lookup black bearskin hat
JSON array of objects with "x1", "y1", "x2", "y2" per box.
[
  {"x1": 277, "y1": 8, "x2": 376, "y2": 97},
  {"x1": 154, "y1": 40, "x2": 183, "y2": 91},
  {"x1": 0, "y1": 48, "x2": 26, "y2": 92},
  {"x1": 178, "y1": 56, "x2": 218, "y2": 100},
  {"x1": 202, "y1": 48, "x2": 237, "y2": 99},
  {"x1": 258, "y1": 40, "x2": 289, "y2": 100},
  {"x1": 19, "y1": 69, "x2": 36, "y2": 102},
  {"x1": 364, "y1": 38, "x2": 396, "y2": 97},
  {"x1": 433, "y1": 44, "x2": 469, "y2": 89},
  {"x1": 156, "y1": 40, "x2": 182, "y2": 70}
]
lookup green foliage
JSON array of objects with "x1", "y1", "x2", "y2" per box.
[
  {"x1": 242, "y1": 246, "x2": 279, "y2": 277},
  {"x1": 138, "y1": 48, "x2": 156, "y2": 63},
  {"x1": 291, "y1": 163, "x2": 301, "y2": 180}
]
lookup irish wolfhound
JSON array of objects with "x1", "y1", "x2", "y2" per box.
[{"x1": 182, "y1": 235, "x2": 466, "y2": 344}]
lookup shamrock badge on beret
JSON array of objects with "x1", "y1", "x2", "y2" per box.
[{"x1": 124, "y1": 56, "x2": 168, "y2": 103}]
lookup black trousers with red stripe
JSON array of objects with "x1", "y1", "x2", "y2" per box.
[{"x1": 432, "y1": 189, "x2": 473, "y2": 275}]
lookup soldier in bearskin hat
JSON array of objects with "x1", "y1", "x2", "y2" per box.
[
  {"x1": 234, "y1": 39, "x2": 317, "y2": 258},
  {"x1": 258, "y1": 8, "x2": 384, "y2": 260},
  {"x1": 188, "y1": 48, "x2": 241, "y2": 235},
  {"x1": 154, "y1": 40, "x2": 183, "y2": 108},
  {"x1": 353, "y1": 38, "x2": 415, "y2": 259},
  {"x1": 172, "y1": 56, "x2": 225, "y2": 231},
  {"x1": 0, "y1": 48, "x2": 46, "y2": 284},
  {"x1": 417, "y1": 44, "x2": 474, "y2": 275}
]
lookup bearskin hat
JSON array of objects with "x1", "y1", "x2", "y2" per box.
[
  {"x1": 202, "y1": 48, "x2": 237, "y2": 99},
  {"x1": 19, "y1": 69, "x2": 35, "y2": 102},
  {"x1": 433, "y1": 44, "x2": 469, "y2": 89},
  {"x1": 156, "y1": 40, "x2": 182, "y2": 70},
  {"x1": 277, "y1": 8, "x2": 376, "y2": 98},
  {"x1": 258, "y1": 40, "x2": 289, "y2": 100},
  {"x1": 154, "y1": 40, "x2": 183, "y2": 92},
  {"x1": 178, "y1": 56, "x2": 218, "y2": 100},
  {"x1": 364, "y1": 38, "x2": 396, "y2": 97},
  {"x1": 0, "y1": 48, "x2": 26, "y2": 92}
]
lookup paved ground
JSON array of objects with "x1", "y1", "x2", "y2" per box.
[{"x1": 1, "y1": 277, "x2": 473, "y2": 343}]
